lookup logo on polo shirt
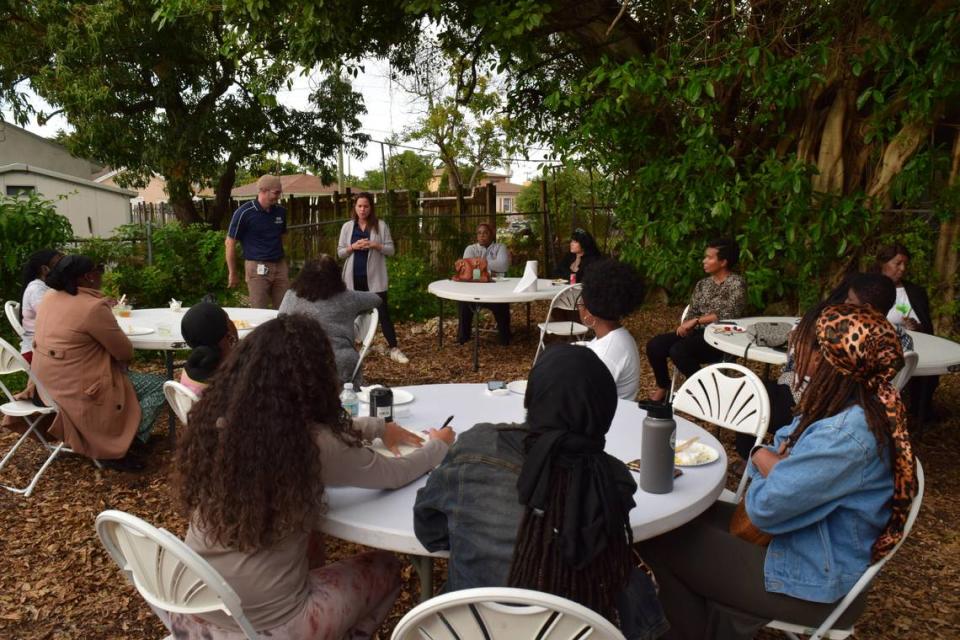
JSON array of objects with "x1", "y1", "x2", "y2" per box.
[{"x1": 275, "y1": 216, "x2": 283, "y2": 224}]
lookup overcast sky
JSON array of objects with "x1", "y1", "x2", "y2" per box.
[{"x1": 3, "y1": 57, "x2": 553, "y2": 184}]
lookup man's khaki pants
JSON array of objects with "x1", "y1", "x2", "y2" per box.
[{"x1": 244, "y1": 259, "x2": 290, "y2": 309}]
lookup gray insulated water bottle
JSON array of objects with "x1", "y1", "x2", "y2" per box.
[{"x1": 638, "y1": 401, "x2": 676, "y2": 494}]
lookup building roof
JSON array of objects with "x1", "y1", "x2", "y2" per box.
[
  {"x1": 494, "y1": 181, "x2": 526, "y2": 195},
  {"x1": 232, "y1": 173, "x2": 340, "y2": 198},
  {"x1": 0, "y1": 163, "x2": 137, "y2": 196}
]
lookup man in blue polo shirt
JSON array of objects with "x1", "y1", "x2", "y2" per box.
[{"x1": 225, "y1": 174, "x2": 289, "y2": 308}]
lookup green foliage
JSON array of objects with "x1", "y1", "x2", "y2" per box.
[
  {"x1": 0, "y1": 193, "x2": 73, "y2": 307},
  {"x1": 358, "y1": 151, "x2": 435, "y2": 192},
  {"x1": 83, "y1": 223, "x2": 242, "y2": 308},
  {"x1": 385, "y1": 253, "x2": 440, "y2": 322}
]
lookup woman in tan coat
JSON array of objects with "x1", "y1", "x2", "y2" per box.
[{"x1": 32, "y1": 255, "x2": 163, "y2": 471}]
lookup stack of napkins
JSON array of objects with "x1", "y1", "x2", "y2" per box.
[{"x1": 513, "y1": 260, "x2": 539, "y2": 293}]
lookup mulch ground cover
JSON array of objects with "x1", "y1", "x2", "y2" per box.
[{"x1": 1, "y1": 302, "x2": 957, "y2": 638}]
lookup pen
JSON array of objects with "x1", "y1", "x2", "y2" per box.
[{"x1": 441, "y1": 415, "x2": 454, "y2": 429}]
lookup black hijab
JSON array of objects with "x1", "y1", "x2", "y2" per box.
[
  {"x1": 181, "y1": 302, "x2": 230, "y2": 382},
  {"x1": 517, "y1": 344, "x2": 635, "y2": 569}
]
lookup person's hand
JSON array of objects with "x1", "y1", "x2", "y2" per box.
[
  {"x1": 351, "y1": 239, "x2": 370, "y2": 251},
  {"x1": 751, "y1": 444, "x2": 788, "y2": 478},
  {"x1": 425, "y1": 426, "x2": 456, "y2": 445},
  {"x1": 228, "y1": 271, "x2": 239, "y2": 288},
  {"x1": 677, "y1": 318, "x2": 698, "y2": 337},
  {"x1": 368, "y1": 241, "x2": 382, "y2": 251},
  {"x1": 901, "y1": 317, "x2": 921, "y2": 331},
  {"x1": 381, "y1": 421, "x2": 424, "y2": 456}
]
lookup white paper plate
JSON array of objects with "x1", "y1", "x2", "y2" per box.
[
  {"x1": 712, "y1": 325, "x2": 745, "y2": 334},
  {"x1": 357, "y1": 386, "x2": 415, "y2": 405},
  {"x1": 674, "y1": 442, "x2": 720, "y2": 466},
  {"x1": 122, "y1": 326, "x2": 155, "y2": 336},
  {"x1": 507, "y1": 380, "x2": 527, "y2": 395},
  {"x1": 230, "y1": 319, "x2": 259, "y2": 331}
]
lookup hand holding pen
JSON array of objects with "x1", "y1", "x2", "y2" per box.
[{"x1": 425, "y1": 415, "x2": 456, "y2": 445}]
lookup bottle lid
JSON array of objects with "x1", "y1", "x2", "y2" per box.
[
  {"x1": 637, "y1": 400, "x2": 672, "y2": 419},
  {"x1": 344, "y1": 383, "x2": 354, "y2": 391}
]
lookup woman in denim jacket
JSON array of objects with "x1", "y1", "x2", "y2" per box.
[{"x1": 639, "y1": 304, "x2": 917, "y2": 639}]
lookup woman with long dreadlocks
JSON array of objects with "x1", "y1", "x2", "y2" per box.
[
  {"x1": 639, "y1": 304, "x2": 917, "y2": 639},
  {"x1": 414, "y1": 345, "x2": 667, "y2": 638}
]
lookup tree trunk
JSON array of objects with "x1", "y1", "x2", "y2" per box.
[
  {"x1": 167, "y1": 174, "x2": 200, "y2": 224},
  {"x1": 209, "y1": 160, "x2": 238, "y2": 230},
  {"x1": 865, "y1": 120, "x2": 930, "y2": 205},
  {"x1": 811, "y1": 88, "x2": 849, "y2": 194},
  {"x1": 933, "y1": 131, "x2": 960, "y2": 334}
]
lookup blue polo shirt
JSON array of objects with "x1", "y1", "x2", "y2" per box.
[{"x1": 227, "y1": 199, "x2": 287, "y2": 262}]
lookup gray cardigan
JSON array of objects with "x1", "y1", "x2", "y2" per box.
[
  {"x1": 337, "y1": 219, "x2": 395, "y2": 292},
  {"x1": 278, "y1": 289, "x2": 381, "y2": 382}
]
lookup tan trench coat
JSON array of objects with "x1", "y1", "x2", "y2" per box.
[{"x1": 32, "y1": 288, "x2": 140, "y2": 460}]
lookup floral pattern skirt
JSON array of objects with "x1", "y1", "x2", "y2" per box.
[{"x1": 165, "y1": 551, "x2": 402, "y2": 640}]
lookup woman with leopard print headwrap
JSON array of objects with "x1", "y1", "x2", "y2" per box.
[{"x1": 638, "y1": 303, "x2": 916, "y2": 640}]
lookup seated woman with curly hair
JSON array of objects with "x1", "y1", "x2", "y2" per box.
[
  {"x1": 279, "y1": 254, "x2": 381, "y2": 384},
  {"x1": 578, "y1": 259, "x2": 646, "y2": 400},
  {"x1": 169, "y1": 314, "x2": 454, "y2": 639},
  {"x1": 639, "y1": 304, "x2": 917, "y2": 639}
]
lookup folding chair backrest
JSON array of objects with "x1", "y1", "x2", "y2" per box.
[
  {"x1": 765, "y1": 459, "x2": 924, "y2": 640},
  {"x1": 891, "y1": 351, "x2": 918, "y2": 392},
  {"x1": 351, "y1": 308, "x2": 379, "y2": 384},
  {"x1": 391, "y1": 587, "x2": 625, "y2": 640},
  {"x1": 5, "y1": 301, "x2": 24, "y2": 338},
  {"x1": 163, "y1": 381, "x2": 200, "y2": 425},
  {"x1": 673, "y1": 362, "x2": 769, "y2": 500},
  {"x1": 95, "y1": 510, "x2": 258, "y2": 639},
  {"x1": 549, "y1": 284, "x2": 583, "y2": 313},
  {"x1": 0, "y1": 337, "x2": 56, "y2": 408}
]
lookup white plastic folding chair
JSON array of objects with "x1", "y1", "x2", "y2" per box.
[
  {"x1": 533, "y1": 284, "x2": 589, "y2": 365},
  {"x1": 672, "y1": 362, "x2": 770, "y2": 503},
  {"x1": 5, "y1": 300, "x2": 24, "y2": 338},
  {"x1": 667, "y1": 304, "x2": 692, "y2": 400},
  {"x1": 0, "y1": 337, "x2": 79, "y2": 497},
  {"x1": 766, "y1": 459, "x2": 925, "y2": 640},
  {"x1": 162, "y1": 381, "x2": 200, "y2": 425},
  {"x1": 891, "y1": 350, "x2": 918, "y2": 392},
  {"x1": 96, "y1": 509, "x2": 258, "y2": 640},
  {"x1": 351, "y1": 307, "x2": 379, "y2": 385},
  {"x1": 391, "y1": 587, "x2": 625, "y2": 640}
]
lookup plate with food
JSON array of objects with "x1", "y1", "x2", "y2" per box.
[
  {"x1": 357, "y1": 385, "x2": 415, "y2": 405},
  {"x1": 231, "y1": 319, "x2": 258, "y2": 331},
  {"x1": 121, "y1": 325, "x2": 154, "y2": 336},
  {"x1": 712, "y1": 325, "x2": 745, "y2": 334},
  {"x1": 674, "y1": 442, "x2": 720, "y2": 466},
  {"x1": 507, "y1": 379, "x2": 527, "y2": 395},
  {"x1": 551, "y1": 278, "x2": 569, "y2": 285}
]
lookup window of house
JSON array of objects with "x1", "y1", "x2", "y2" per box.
[
  {"x1": 502, "y1": 197, "x2": 512, "y2": 213},
  {"x1": 6, "y1": 185, "x2": 36, "y2": 196}
]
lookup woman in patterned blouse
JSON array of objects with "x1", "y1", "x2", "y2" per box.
[{"x1": 645, "y1": 238, "x2": 747, "y2": 402}]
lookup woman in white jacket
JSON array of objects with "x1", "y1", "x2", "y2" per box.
[{"x1": 337, "y1": 192, "x2": 408, "y2": 363}]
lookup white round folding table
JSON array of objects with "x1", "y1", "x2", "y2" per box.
[
  {"x1": 706, "y1": 316, "x2": 960, "y2": 375},
  {"x1": 121, "y1": 307, "x2": 278, "y2": 440},
  {"x1": 321, "y1": 383, "x2": 728, "y2": 598},
  {"x1": 427, "y1": 278, "x2": 565, "y2": 371}
]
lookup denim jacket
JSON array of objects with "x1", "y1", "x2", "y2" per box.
[
  {"x1": 746, "y1": 405, "x2": 893, "y2": 603},
  {"x1": 413, "y1": 422, "x2": 669, "y2": 639}
]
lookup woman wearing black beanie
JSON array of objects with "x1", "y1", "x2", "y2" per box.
[{"x1": 179, "y1": 302, "x2": 238, "y2": 395}]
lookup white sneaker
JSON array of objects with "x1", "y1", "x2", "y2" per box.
[{"x1": 389, "y1": 348, "x2": 409, "y2": 364}]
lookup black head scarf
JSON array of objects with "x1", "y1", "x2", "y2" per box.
[
  {"x1": 181, "y1": 302, "x2": 230, "y2": 382},
  {"x1": 517, "y1": 344, "x2": 635, "y2": 569}
]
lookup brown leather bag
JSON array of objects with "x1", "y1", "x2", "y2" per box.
[
  {"x1": 730, "y1": 500, "x2": 773, "y2": 546},
  {"x1": 452, "y1": 257, "x2": 491, "y2": 282}
]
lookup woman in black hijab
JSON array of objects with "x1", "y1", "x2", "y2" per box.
[{"x1": 510, "y1": 345, "x2": 644, "y2": 625}]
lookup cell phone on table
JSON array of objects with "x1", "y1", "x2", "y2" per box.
[
  {"x1": 487, "y1": 381, "x2": 506, "y2": 391},
  {"x1": 625, "y1": 459, "x2": 683, "y2": 478}
]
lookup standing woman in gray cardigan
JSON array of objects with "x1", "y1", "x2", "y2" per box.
[{"x1": 337, "y1": 193, "x2": 409, "y2": 363}]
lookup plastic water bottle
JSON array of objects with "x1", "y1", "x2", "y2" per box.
[
  {"x1": 637, "y1": 401, "x2": 677, "y2": 494},
  {"x1": 340, "y1": 383, "x2": 359, "y2": 417}
]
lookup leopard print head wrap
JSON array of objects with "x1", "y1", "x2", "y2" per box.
[{"x1": 816, "y1": 303, "x2": 917, "y2": 562}]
